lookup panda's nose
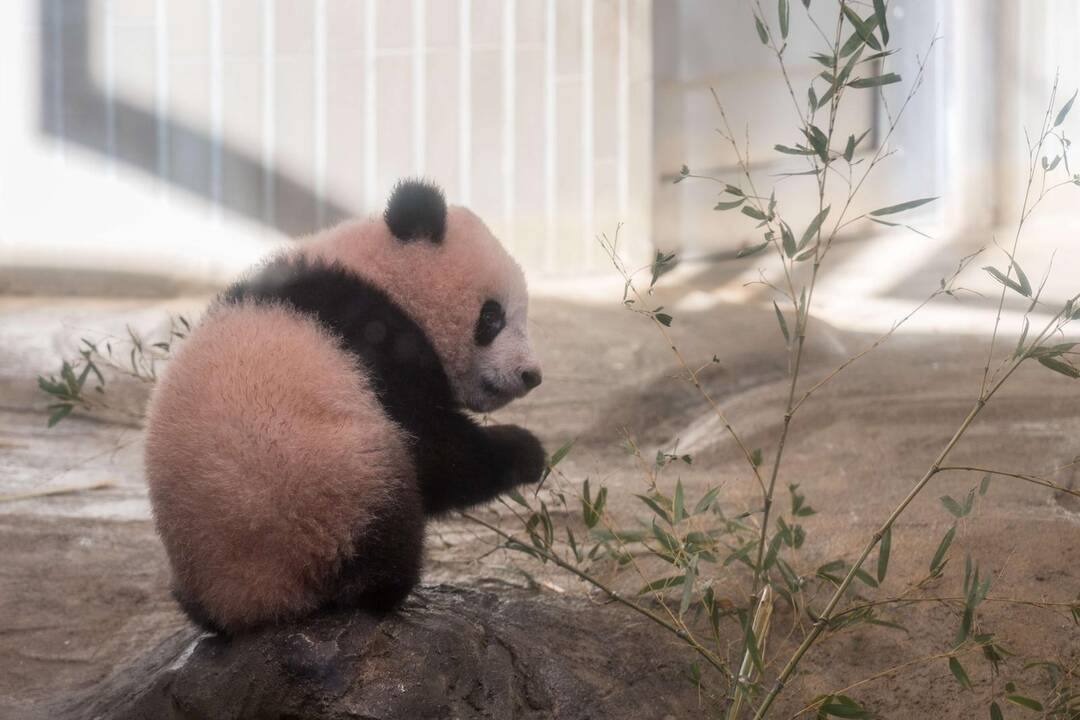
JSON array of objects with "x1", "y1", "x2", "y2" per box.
[{"x1": 521, "y1": 368, "x2": 542, "y2": 390}]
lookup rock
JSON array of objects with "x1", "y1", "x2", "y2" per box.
[{"x1": 65, "y1": 585, "x2": 702, "y2": 720}]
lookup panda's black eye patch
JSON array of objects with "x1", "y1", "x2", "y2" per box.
[{"x1": 475, "y1": 300, "x2": 505, "y2": 346}]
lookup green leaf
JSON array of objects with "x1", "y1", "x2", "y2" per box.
[
  {"x1": 754, "y1": 14, "x2": 769, "y2": 44},
  {"x1": 930, "y1": 526, "x2": 956, "y2": 573},
  {"x1": 737, "y1": 241, "x2": 770, "y2": 258},
  {"x1": 542, "y1": 440, "x2": 575, "y2": 484},
  {"x1": 848, "y1": 73, "x2": 902, "y2": 88},
  {"x1": 637, "y1": 494, "x2": 673, "y2": 525},
  {"x1": 651, "y1": 521, "x2": 681, "y2": 557},
  {"x1": 853, "y1": 567, "x2": 879, "y2": 588},
  {"x1": 649, "y1": 251, "x2": 676, "y2": 289},
  {"x1": 983, "y1": 266, "x2": 1029, "y2": 297},
  {"x1": 949, "y1": 656, "x2": 972, "y2": 690},
  {"x1": 655, "y1": 312, "x2": 673, "y2": 327},
  {"x1": 751, "y1": 448, "x2": 764, "y2": 467},
  {"x1": 637, "y1": 574, "x2": 686, "y2": 595},
  {"x1": 715, "y1": 197, "x2": 744, "y2": 210},
  {"x1": 873, "y1": 0, "x2": 889, "y2": 45},
  {"x1": 773, "y1": 301, "x2": 791, "y2": 343},
  {"x1": 843, "y1": 134, "x2": 857, "y2": 162},
  {"x1": 694, "y1": 486, "x2": 721, "y2": 515},
  {"x1": 990, "y1": 702, "x2": 1004, "y2": 720},
  {"x1": 839, "y1": 12, "x2": 880, "y2": 56},
  {"x1": 1011, "y1": 260, "x2": 1032, "y2": 297},
  {"x1": 778, "y1": 0, "x2": 789, "y2": 38},
  {"x1": 803, "y1": 124, "x2": 830, "y2": 163},
  {"x1": 679, "y1": 558, "x2": 697, "y2": 616},
  {"x1": 781, "y1": 223, "x2": 797, "y2": 257},
  {"x1": 774, "y1": 143, "x2": 816, "y2": 156},
  {"x1": 1037, "y1": 355, "x2": 1080, "y2": 379},
  {"x1": 979, "y1": 474, "x2": 991, "y2": 496},
  {"x1": 47, "y1": 403, "x2": 73, "y2": 428},
  {"x1": 841, "y1": 5, "x2": 881, "y2": 51},
  {"x1": 1055, "y1": 89, "x2": 1078, "y2": 128},
  {"x1": 869, "y1": 196, "x2": 939, "y2": 216},
  {"x1": 820, "y1": 695, "x2": 871, "y2": 718},
  {"x1": 741, "y1": 205, "x2": 768, "y2": 221},
  {"x1": 801, "y1": 206, "x2": 831, "y2": 249},
  {"x1": 940, "y1": 495, "x2": 965, "y2": 518},
  {"x1": 507, "y1": 487, "x2": 530, "y2": 507},
  {"x1": 1005, "y1": 695, "x2": 1043, "y2": 711},
  {"x1": 877, "y1": 525, "x2": 891, "y2": 582},
  {"x1": 673, "y1": 479, "x2": 686, "y2": 523}
]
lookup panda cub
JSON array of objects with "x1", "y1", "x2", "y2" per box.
[{"x1": 144, "y1": 179, "x2": 545, "y2": 633}]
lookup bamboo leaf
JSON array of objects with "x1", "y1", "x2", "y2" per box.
[
  {"x1": 754, "y1": 14, "x2": 769, "y2": 44},
  {"x1": 930, "y1": 526, "x2": 956, "y2": 573},
  {"x1": 877, "y1": 525, "x2": 891, "y2": 582},
  {"x1": 940, "y1": 495, "x2": 965, "y2": 518},
  {"x1": 983, "y1": 266, "x2": 1029, "y2": 297},
  {"x1": 542, "y1": 439, "x2": 576, "y2": 483},
  {"x1": 873, "y1": 0, "x2": 889, "y2": 45},
  {"x1": 778, "y1": 0, "x2": 789, "y2": 38},
  {"x1": 1055, "y1": 89, "x2": 1077, "y2": 127},
  {"x1": 848, "y1": 73, "x2": 902, "y2": 88},
  {"x1": 840, "y1": 6, "x2": 881, "y2": 51},
  {"x1": 949, "y1": 657, "x2": 973, "y2": 690},
  {"x1": 673, "y1": 479, "x2": 686, "y2": 523},
  {"x1": 774, "y1": 143, "x2": 817, "y2": 156},
  {"x1": 637, "y1": 574, "x2": 686, "y2": 595},
  {"x1": 781, "y1": 223, "x2": 797, "y2": 257},
  {"x1": 1005, "y1": 695, "x2": 1043, "y2": 711},
  {"x1": 869, "y1": 196, "x2": 939, "y2": 216},
  {"x1": 773, "y1": 301, "x2": 791, "y2": 343},
  {"x1": 715, "y1": 197, "x2": 745, "y2": 210},
  {"x1": 47, "y1": 403, "x2": 73, "y2": 428},
  {"x1": 853, "y1": 567, "x2": 879, "y2": 588},
  {"x1": 694, "y1": 486, "x2": 721, "y2": 515},
  {"x1": 801, "y1": 206, "x2": 831, "y2": 249},
  {"x1": 637, "y1": 494, "x2": 673, "y2": 525},
  {"x1": 839, "y1": 12, "x2": 880, "y2": 56},
  {"x1": 1011, "y1": 260, "x2": 1032, "y2": 297},
  {"x1": 742, "y1": 205, "x2": 768, "y2": 221},
  {"x1": 737, "y1": 241, "x2": 770, "y2": 258},
  {"x1": 1037, "y1": 355, "x2": 1080, "y2": 379}
]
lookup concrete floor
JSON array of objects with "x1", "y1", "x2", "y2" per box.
[{"x1": 1, "y1": 250, "x2": 1079, "y2": 717}]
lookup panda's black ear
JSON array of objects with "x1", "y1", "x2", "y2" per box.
[{"x1": 384, "y1": 179, "x2": 447, "y2": 244}]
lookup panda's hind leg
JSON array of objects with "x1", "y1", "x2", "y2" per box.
[
  {"x1": 327, "y1": 484, "x2": 426, "y2": 614},
  {"x1": 172, "y1": 585, "x2": 227, "y2": 634}
]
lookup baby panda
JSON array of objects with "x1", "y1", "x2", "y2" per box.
[{"x1": 144, "y1": 179, "x2": 545, "y2": 634}]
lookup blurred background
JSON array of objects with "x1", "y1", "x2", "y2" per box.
[{"x1": 0, "y1": 1, "x2": 1077, "y2": 309}]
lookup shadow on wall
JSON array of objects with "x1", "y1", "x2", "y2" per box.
[{"x1": 38, "y1": 0, "x2": 351, "y2": 238}]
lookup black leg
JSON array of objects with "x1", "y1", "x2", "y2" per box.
[
  {"x1": 328, "y1": 485, "x2": 426, "y2": 614},
  {"x1": 172, "y1": 585, "x2": 226, "y2": 635},
  {"x1": 417, "y1": 413, "x2": 546, "y2": 516}
]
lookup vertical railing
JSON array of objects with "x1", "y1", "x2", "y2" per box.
[{"x1": 49, "y1": 0, "x2": 651, "y2": 274}]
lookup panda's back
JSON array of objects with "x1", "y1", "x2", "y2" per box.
[{"x1": 144, "y1": 300, "x2": 413, "y2": 628}]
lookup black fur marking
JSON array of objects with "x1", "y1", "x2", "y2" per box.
[
  {"x1": 383, "y1": 178, "x2": 447, "y2": 243},
  {"x1": 327, "y1": 483, "x2": 425, "y2": 614},
  {"x1": 173, "y1": 586, "x2": 225, "y2": 634},
  {"x1": 474, "y1": 299, "x2": 505, "y2": 346},
  {"x1": 223, "y1": 257, "x2": 545, "y2": 520}
]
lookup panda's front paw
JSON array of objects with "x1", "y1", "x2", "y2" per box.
[{"x1": 487, "y1": 424, "x2": 546, "y2": 486}]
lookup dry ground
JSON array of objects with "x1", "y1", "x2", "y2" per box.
[{"x1": 1, "y1": 261, "x2": 1078, "y2": 718}]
